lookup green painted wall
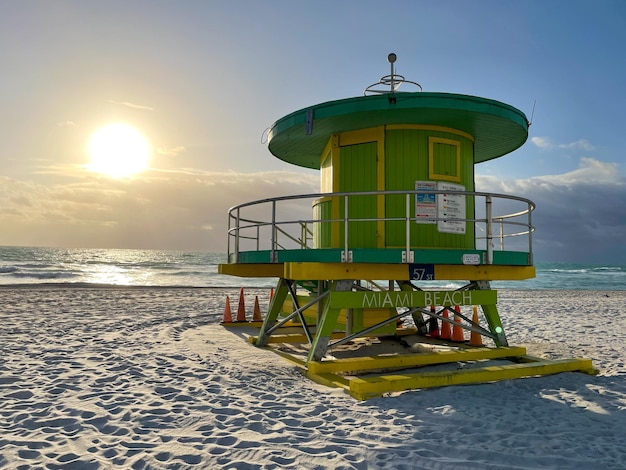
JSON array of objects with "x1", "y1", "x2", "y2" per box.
[
  {"x1": 385, "y1": 129, "x2": 475, "y2": 249},
  {"x1": 314, "y1": 128, "x2": 476, "y2": 250}
]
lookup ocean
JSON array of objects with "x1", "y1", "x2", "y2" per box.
[{"x1": 0, "y1": 246, "x2": 624, "y2": 290}]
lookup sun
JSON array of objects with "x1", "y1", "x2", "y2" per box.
[{"x1": 88, "y1": 124, "x2": 150, "y2": 178}]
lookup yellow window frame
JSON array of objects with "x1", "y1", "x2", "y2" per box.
[{"x1": 429, "y1": 137, "x2": 461, "y2": 183}]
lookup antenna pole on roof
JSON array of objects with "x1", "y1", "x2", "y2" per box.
[
  {"x1": 388, "y1": 53, "x2": 397, "y2": 92},
  {"x1": 529, "y1": 99, "x2": 537, "y2": 126},
  {"x1": 364, "y1": 53, "x2": 422, "y2": 96}
]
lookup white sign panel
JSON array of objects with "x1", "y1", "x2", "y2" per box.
[
  {"x1": 415, "y1": 181, "x2": 437, "y2": 224},
  {"x1": 462, "y1": 253, "x2": 481, "y2": 265},
  {"x1": 437, "y1": 182, "x2": 466, "y2": 234}
]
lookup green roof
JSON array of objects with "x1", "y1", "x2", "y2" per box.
[{"x1": 267, "y1": 92, "x2": 529, "y2": 169}]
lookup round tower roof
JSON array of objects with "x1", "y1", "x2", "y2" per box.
[{"x1": 267, "y1": 92, "x2": 529, "y2": 169}]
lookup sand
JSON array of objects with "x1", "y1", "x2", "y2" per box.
[{"x1": 1, "y1": 287, "x2": 625, "y2": 469}]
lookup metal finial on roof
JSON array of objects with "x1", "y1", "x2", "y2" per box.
[{"x1": 364, "y1": 53, "x2": 423, "y2": 96}]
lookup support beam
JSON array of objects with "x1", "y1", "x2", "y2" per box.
[
  {"x1": 256, "y1": 279, "x2": 290, "y2": 346},
  {"x1": 308, "y1": 280, "x2": 353, "y2": 362},
  {"x1": 475, "y1": 280, "x2": 508, "y2": 346}
]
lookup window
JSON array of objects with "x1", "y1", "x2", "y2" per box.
[{"x1": 429, "y1": 137, "x2": 461, "y2": 182}]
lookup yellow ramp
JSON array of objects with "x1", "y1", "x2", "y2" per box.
[
  {"x1": 347, "y1": 357, "x2": 596, "y2": 400},
  {"x1": 308, "y1": 346, "x2": 527, "y2": 374}
]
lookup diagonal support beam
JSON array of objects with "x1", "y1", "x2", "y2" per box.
[{"x1": 308, "y1": 280, "x2": 354, "y2": 362}]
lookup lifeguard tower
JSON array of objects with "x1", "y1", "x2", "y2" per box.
[{"x1": 219, "y1": 55, "x2": 594, "y2": 399}]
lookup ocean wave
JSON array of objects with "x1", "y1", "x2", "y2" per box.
[
  {"x1": 12, "y1": 271, "x2": 78, "y2": 280},
  {"x1": 0, "y1": 266, "x2": 18, "y2": 274},
  {"x1": 546, "y1": 269, "x2": 588, "y2": 274},
  {"x1": 591, "y1": 266, "x2": 624, "y2": 273},
  {"x1": 544, "y1": 267, "x2": 625, "y2": 276},
  {"x1": 172, "y1": 270, "x2": 220, "y2": 277}
]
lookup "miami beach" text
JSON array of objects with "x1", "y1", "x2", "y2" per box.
[{"x1": 361, "y1": 290, "x2": 475, "y2": 308}]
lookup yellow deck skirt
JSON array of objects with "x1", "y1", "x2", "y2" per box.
[
  {"x1": 219, "y1": 262, "x2": 536, "y2": 281},
  {"x1": 286, "y1": 262, "x2": 536, "y2": 281}
]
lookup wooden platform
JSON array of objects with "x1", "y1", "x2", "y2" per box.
[{"x1": 221, "y1": 321, "x2": 597, "y2": 400}]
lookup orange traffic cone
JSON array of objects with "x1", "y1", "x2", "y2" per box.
[
  {"x1": 469, "y1": 306, "x2": 483, "y2": 347},
  {"x1": 451, "y1": 306, "x2": 465, "y2": 342},
  {"x1": 222, "y1": 296, "x2": 233, "y2": 323},
  {"x1": 427, "y1": 306, "x2": 440, "y2": 338},
  {"x1": 236, "y1": 287, "x2": 247, "y2": 322},
  {"x1": 440, "y1": 308, "x2": 452, "y2": 340},
  {"x1": 252, "y1": 296, "x2": 263, "y2": 322}
]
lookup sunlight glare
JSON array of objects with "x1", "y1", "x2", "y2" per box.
[{"x1": 88, "y1": 124, "x2": 150, "y2": 178}]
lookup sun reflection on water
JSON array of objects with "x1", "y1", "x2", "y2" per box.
[{"x1": 84, "y1": 263, "x2": 152, "y2": 286}]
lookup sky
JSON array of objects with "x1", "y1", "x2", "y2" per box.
[{"x1": 1, "y1": 0, "x2": 625, "y2": 263}]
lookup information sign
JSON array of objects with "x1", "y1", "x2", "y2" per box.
[
  {"x1": 415, "y1": 181, "x2": 437, "y2": 223},
  {"x1": 437, "y1": 182, "x2": 466, "y2": 234}
]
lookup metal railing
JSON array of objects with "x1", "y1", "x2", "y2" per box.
[{"x1": 226, "y1": 189, "x2": 535, "y2": 265}]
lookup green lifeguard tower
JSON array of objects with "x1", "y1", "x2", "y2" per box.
[{"x1": 219, "y1": 54, "x2": 594, "y2": 399}]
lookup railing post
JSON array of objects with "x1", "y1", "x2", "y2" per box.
[
  {"x1": 234, "y1": 207, "x2": 240, "y2": 263},
  {"x1": 300, "y1": 222, "x2": 310, "y2": 249},
  {"x1": 343, "y1": 194, "x2": 350, "y2": 262},
  {"x1": 271, "y1": 200, "x2": 277, "y2": 263},
  {"x1": 227, "y1": 212, "x2": 231, "y2": 262},
  {"x1": 485, "y1": 195, "x2": 493, "y2": 265},
  {"x1": 404, "y1": 193, "x2": 412, "y2": 263},
  {"x1": 528, "y1": 201, "x2": 534, "y2": 265}
]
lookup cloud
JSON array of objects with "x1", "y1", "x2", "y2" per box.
[
  {"x1": 0, "y1": 171, "x2": 318, "y2": 251},
  {"x1": 531, "y1": 136, "x2": 594, "y2": 151},
  {"x1": 477, "y1": 158, "x2": 626, "y2": 263},
  {"x1": 57, "y1": 121, "x2": 77, "y2": 127},
  {"x1": 157, "y1": 146, "x2": 186, "y2": 156},
  {"x1": 530, "y1": 136, "x2": 552, "y2": 149},
  {"x1": 108, "y1": 100, "x2": 154, "y2": 111},
  {"x1": 559, "y1": 139, "x2": 594, "y2": 151}
]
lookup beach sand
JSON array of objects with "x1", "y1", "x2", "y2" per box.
[{"x1": 1, "y1": 287, "x2": 625, "y2": 469}]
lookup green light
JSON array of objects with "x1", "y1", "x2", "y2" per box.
[{"x1": 495, "y1": 326, "x2": 503, "y2": 334}]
